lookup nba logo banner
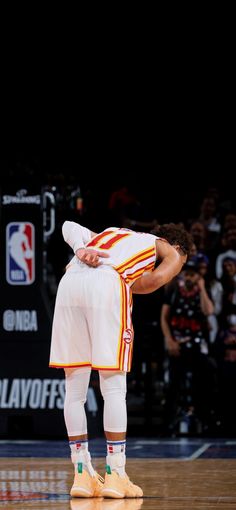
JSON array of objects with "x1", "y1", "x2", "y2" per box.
[{"x1": 6, "y1": 222, "x2": 35, "y2": 285}]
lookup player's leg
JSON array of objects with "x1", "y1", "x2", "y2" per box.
[
  {"x1": 64, "y1": 367, "x2": 104, "y2": 497},
  {"x1": 86, "y1": 271, "x2": 142, "y2": 497},
  {"x1": 99, "y1": 370, "x2": 143, "y2": 498}
]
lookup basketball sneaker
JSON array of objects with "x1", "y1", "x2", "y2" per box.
[
  {"x1": 101, "y1": 467, "x2": 143, "y2": 499},
  {"x1": 70, "y1": 463, "x2": 104, "y2": 498}
]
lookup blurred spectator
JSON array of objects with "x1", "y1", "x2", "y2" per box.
[
  {"x1": 191, "y1": 195, "x2": 222, "y2": 257},
  {"x1": 108, "y1": 182, "x2": 158, "y2": 233},
  {"x1": 189, "y1": 242, "x2": 198, "y2": 258},
  {"x1": 189, "y1": 222, "x2": 207, "y2": 254},
  {"x1": 108, "y1": 183, "x2": 139, "y2": 226},
  {"x1": 220, "y1": 256, "x2": 236, "y2": 325},
  {"x1": 160, "y1": 260, "x2": 217, "y2": 434},
  {"x1": 194, "y1": 253, "x2": 223, "y2": 344},
  {"x1": 223, "y1": 213, "x2": 236, "y2": 231},
  {"x1": 215, "y1": 228, "x2": 236, "y2": 279},
  {"x1": 216, "y1": 313, "x2": 236, "y2": 434},
  {"x1": 198, "y1": 196, "x2": 221, "y2": 235},
  {"x1": 131, "y1": 291, "x2": 164, "y2": 396}
]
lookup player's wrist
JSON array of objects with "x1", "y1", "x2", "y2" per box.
[{"x1": 75, "y1": 247, "x2": 86, "y2": 258}]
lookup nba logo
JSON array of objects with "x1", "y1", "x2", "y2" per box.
[{"x1": 6, "y1": 222, "x2": 35, "y2": 285}]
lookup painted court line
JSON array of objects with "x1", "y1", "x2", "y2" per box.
[{"x1": 187, "y1": 443, "x2": 211, "y2": 460}]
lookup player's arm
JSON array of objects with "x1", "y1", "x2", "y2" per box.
[
  {"x1": 131, "y1": 240, "x2": 186, "y2": 295},
  {"x1": 62, "y1": 220, "x2": 97, "y2": 251},
  {"x1": 62, "y1": 221, "x2": 109, "y2": 267}
]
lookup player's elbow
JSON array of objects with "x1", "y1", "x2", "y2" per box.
[
  {"x1": 132, "y1": 273, "x2": 167, "y2": 295},
  {"x1": 62, "y1": 221, "x2": 71, "y2": 241}
]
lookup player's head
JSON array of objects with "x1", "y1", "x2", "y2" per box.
[{"x1": 151, "y1": 223, "x2": 193, "y2": 257}]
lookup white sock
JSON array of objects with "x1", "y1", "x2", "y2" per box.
[
  {"x1": 106, "y1": 440, "x2": 126, "y2": 477},
  {"x1": 69, "y1": 440, "x2": 95, "y2": 477}
]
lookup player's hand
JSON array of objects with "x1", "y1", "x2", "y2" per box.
[
  {"x1": 197, "y1": 276, "x2": 205, "y2": 291},
  {"x1": 75, "y1": 248, "x2": 109, "y2": 267},
  {"x1": 166, "y1": 337, "x2": 180, "y2": 357}
]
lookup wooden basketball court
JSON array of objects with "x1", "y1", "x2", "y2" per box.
[{"x1": 1, "y1": 440, "x2": 236, "y2": 509}]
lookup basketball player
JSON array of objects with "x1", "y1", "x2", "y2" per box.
[{"x1": 49, "y1": 221, "x2": 192, "y2": 498}]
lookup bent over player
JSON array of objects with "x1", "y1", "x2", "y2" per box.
[{"x1": 49, "y1": 221, "x2": 192, "y2": 499}]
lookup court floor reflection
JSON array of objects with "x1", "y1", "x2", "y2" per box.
[{"x1": 70, "y1": 499, "x2": 143, "y2": 510}]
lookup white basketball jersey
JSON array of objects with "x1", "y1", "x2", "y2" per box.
[{"x1": 86, "y1": 227, "x2": 157, "y2": 285}]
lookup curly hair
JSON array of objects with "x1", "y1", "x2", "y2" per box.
[{"x1": 151, "y1": 223, "x2": 193, "y2": 256}]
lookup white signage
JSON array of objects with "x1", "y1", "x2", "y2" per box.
[
  {"x1": 3, "y1": 310, "x2": 38, "y2": 331},
  {"x1": 0, "y1": 379, "x2": 65, "y2": 409},
  {"x1": 2, "y1": 189, "x2": 40, "y2": 205}
]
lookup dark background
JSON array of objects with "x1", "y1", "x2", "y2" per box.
[
  {"x1": 0, "y1": 147, "x2": 233, "y2": 227},
  {"x1": 0, "y1": 91, "x2": 234, "y2": 438},
  {"x1": 0, "y1": 11, "x2": 234, "y2": 439}
]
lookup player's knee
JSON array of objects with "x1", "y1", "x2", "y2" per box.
[
  {"x1": 99, "y1": 371, "x2": 127, "y2": 401},
  {"x1": 64, "y1": 367, "x2": 91, "y2": 404},
  {"x1": 101, "y1": 389, "x2": 126, "y2": 403},
  {"x1": 64, "y1": 390, "x2": 87, "y2": 407}
]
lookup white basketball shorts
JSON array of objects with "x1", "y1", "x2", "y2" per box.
[{"x1": 49, "y1": 265, "x2": 134, "y2": 372}]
